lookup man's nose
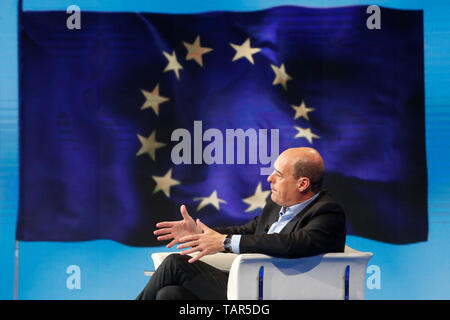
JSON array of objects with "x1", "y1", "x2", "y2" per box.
[{"x1": 267, "y1": 173, "x2": 273, "y2": 183}]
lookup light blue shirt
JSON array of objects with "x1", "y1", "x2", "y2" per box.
[{"x1": 230, "y1": 192, "x2": 321, "y2": 254}]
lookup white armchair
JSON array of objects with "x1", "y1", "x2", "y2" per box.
[{"x1": 151, "y1": 246, "x2": 373, "y2": 300}]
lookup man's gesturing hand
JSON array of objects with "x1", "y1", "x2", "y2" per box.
[
  {"x1": 153, "y1": 205, "x2": 202, "y2": 248},
  {"x1": 177, "y1": 219, "x2": 227, "y2": 263}
]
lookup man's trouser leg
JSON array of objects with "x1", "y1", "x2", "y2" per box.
[{"x1": 136, "y1": 254, "x2": 229, "y2": 300}]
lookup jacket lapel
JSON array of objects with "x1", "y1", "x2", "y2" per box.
[
  {"x1": 266, "y1": 205, "x2": 281, "y2": 232},
  {"x1": 280, "y1": 191, "x2": 326, "y2": 235}
]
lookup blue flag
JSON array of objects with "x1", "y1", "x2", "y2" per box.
[{"x1": 17, "y1": 5, "x2": 426, "y2": 246}]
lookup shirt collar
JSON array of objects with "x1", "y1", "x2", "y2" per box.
[{"x1": 280, "y1": 191, "x2": 321, "y2": 217}]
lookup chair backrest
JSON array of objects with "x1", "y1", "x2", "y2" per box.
[{"x1": 344, "y1": 245, "x2": 360, "y2": 253}]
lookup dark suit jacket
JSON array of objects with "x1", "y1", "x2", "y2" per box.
[{"x1": 214, "y1": 190, "x2": 346, "y2": 259}]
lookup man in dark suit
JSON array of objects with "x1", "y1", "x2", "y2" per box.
[{"x1": 136, "y1": 147, "x2": 346, "y2": 300}]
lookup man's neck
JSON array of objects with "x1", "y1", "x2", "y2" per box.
[{"x1": 284, "y1": 191, "x2": 318, "y2": 209}]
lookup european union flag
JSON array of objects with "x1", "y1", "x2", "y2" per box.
[{"x1": 17, "y1": 5, "x2": 426, "y2": 246}]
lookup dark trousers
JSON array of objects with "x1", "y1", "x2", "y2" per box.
[{"x1": 136, "y1": 253, "x2": 229, "y2": 300}]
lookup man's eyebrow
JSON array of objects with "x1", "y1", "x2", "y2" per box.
[{"x1": 274, "y1": 168, "x2": 283, "y2": 176}]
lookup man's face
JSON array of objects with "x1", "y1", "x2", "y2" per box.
[{"x1": 266, "y1": 155, "x2": 299, "y2": 207}]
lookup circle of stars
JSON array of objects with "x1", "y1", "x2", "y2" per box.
[{"x1": 136, "y1": 33, "x2": 320, "y2": 213}]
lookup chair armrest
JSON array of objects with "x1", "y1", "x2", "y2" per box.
[
  {"x1": 151, "y1": 252, "x2": 238, "y2": 273},
  {"x1": 227, "y1": 251, "x2": 373, "y2": 300}
]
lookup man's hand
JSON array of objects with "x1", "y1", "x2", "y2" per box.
[
  {"x1": 153, "y1": 205, "x2": 202, "y2": 248},
  {"x1": 177, "y1": 219, "x2": 227, "y2": 263}
]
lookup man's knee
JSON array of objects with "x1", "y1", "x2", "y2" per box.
[
  {"x1": 156, "y1": 285, "x2": 198, "y2": 300},
  {"x1": 165, "y1": 253, "x2": 190, "y2": 263},
  {"x1": 160, "y1": 253, "x2": 190, "y2": 269}
]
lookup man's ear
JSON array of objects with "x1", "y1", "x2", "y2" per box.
[{"x1": 297, "y1": 177, "x2": 310, "y2": 192}]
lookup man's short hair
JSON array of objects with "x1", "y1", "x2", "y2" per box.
[{"x1": 292, "y1": 158, "x2": 324, "y2": 194}]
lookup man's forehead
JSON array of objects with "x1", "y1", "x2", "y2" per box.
[
  {"x1": 273, "y1": 157, "x2": 283, "y2": 171},
  {"x1": 273, "y1": 156, "x2": 289, "y2": 174}
]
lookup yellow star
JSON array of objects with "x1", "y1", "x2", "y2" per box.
[
  {"x1": 271, "y1": 63, "x2": 292, "y2": 91},
  {"x1": 292, "y1": 100, "x2": 315, "y2": 121},
  {"x1": 163, "y1": 50, "x2": 183, "y2": 80},
  {"x1": 183, "y1": 35, "x2": 213, "y2": 67},
  {"x1": 136, "y1": 130, "x2": 166, "y2": 161},
  {"x1": 152, "y1": 168, "x2": 180, "y2": 198},
  {"x1": 140, "y1": 84, "x2": 170, "y2": 116},
  {"x1": 242, "y1": 182, "x2": 270, "y2": 212},
  {"x1": 193, "y1": 190, "x2": 227, "y2": 212},
  {"x1": 294, "y1": 126, "x2": 320, "y2": 144},
  {"x1": 230, "y1": 38, "x2": 261, "y2": 65}
]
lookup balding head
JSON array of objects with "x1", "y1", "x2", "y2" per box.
[{"x1": 267, "y1": 147, "x2": 325, "y2": 207}]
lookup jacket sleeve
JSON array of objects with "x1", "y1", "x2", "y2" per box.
[
  {"x1": 213, "y1": 215, "x2": 260, "y2": 235},
  {"x1": 238, "y1": 202, "x2": 346, "y2": 258}
]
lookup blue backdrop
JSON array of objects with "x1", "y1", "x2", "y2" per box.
[{"x1": 0, "y1": 0, "x2": 449, "y2": 300}]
